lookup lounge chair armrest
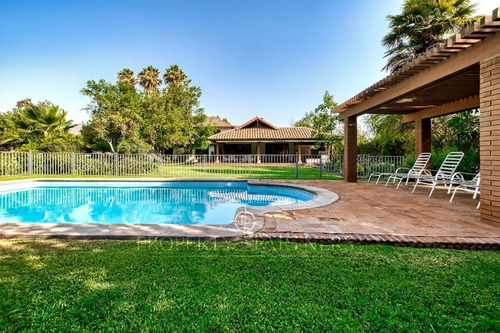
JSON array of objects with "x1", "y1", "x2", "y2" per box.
[
  {"x1": 394, "y1": 167, "x2": 410, "y2": 173},
  {"x1": 451, "y1": 172, "x2": 465, "y2": 182},
  {"x1": 418, "y1": 169, "x2": 433, "y2": 177}
]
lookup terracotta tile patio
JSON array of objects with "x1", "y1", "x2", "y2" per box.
[{"x1": 256, "y1": 180, "x2": 500, "y2": 249}]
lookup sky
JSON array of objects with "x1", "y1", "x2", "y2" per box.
[{"x1": 0, "y1": 0, "x2": 498, "y2": 127}]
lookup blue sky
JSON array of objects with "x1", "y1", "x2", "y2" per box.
[{"x1": 0, "y1": 0, "x2": 497, "y2": 126}]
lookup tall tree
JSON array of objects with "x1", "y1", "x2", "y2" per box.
[
  {"x1": 294, "y1": 91, "x2": 341, "y2": 153},
  {"x1": 81, "y1": 79, "x2": 144, "y2": 152},
  {"x1": 138, "y1": 65, "x2": 161, "y2": 95},
  {"x1": 382, "y1": 0, "x2": 477, "y2": 72},
  {"x1": 117, "y1": 68, "x2": 137, "y2": 86},
  {"x1": 163, "y1": 65, "x2": 187, "y2": 87},
  {"x1": 360, "y1": 115, "x2": 415, "y2": 155},
  {"x1": 83, "y1": 65, "x2": 210, "y2": 154},
  {"x1": 142, "y1": 65, "x2": 207, "y2": 153}
]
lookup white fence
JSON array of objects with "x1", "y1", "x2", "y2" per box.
[{"x1": 0, "y1": 152, "x2": 407, "y2": 179}]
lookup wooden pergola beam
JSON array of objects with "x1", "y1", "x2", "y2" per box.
[
  {"x1": 480, "y1": 15, "x2": 500, "y2": 28},
  {"x1": 338, "y1": 32, "x2": 500, "y2": 120},
  {"x1": 402, "y1": 95, "x2": 479, "y2": 123}
]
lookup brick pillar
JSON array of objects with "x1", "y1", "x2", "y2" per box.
[
  {"x1": 414, "y1": 118, "x2": 432, "y2": 159},
  {"x1": 480, "y1": 54, "x2": 500, "y2": 223},
  {"x1": 343, "y1": 116, "x2": 357, "y2": 182}
]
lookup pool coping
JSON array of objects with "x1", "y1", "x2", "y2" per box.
[{"x1": 0, "y1": 178, "x2": 339, "y2": 240}]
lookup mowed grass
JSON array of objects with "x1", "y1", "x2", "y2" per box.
[
  {"x1": 0, "y1": 240, "x2": 498, "y2": 332},
  {"x1": 0, "y1": 166, "x2": 343, "y2": 181},
  {"x1": 159, "y1": 165, "x2": 342, "y2": 179}
]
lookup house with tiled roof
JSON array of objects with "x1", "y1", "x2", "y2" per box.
[
  {"x1": 202, "y1": 116, "x2": 234, "y2": 132},
  {"x1": 207, "y1": 116, "x2": 324, "y2": 162}
]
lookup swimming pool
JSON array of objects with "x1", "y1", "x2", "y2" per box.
[{"x1": 0, "y1": 181, "x2": 315, "y2": 225}]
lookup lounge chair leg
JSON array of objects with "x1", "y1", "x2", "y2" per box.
[
  {"x1": 447, "y1": 184, "x2": 453, "y2": 194},
  {"x1": 385, "y1": 177, "x2": 391, "y2": 187},
  {"x1": 477, "y1": 201, "x2": 480, "y2": 209},
  {"x1": 412, "y1": 182, "x2": 419, "y2": 193},
  {"x1": 450, "y1": 187, "x2": 458, "y2": 202},
  {"x1": 396, "y1": 179, "x2": 403, "y2": 189},
  {"x1": 429, "y1": 184, "x2": 436, "y2": 198}
]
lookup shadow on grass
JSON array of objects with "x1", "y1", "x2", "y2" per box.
[{"x1": 0, "y1": 239, "x2": 498, "y2": 331}]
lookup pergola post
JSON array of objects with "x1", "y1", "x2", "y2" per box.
[
  {"x1": 343, "y1": 116, "x2": 357, "y2": 182},
  {"x1": 257, "y1": 142, "x2": 261, "y2": 163},
  {"x1": 414, "y1": 118, "x2": 432, "y2": 161},
  {"x1": 479, "y1": 53, "x2": 500, "y2": 223},
  {"x1": 215, "y1": 143, "x2": 220, "y2": 163}
]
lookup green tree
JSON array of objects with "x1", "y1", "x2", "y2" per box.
[
  {"x1": 0, "y1": 99, "x2": 79, "y2": 152},
  {"x1": 163, "y1": 65, "x2": 187, "y2": 87},
  {"x1": 0, "y1": 112, "x2": 18, "y2": 147},
  {"x1": 138, "y1": 65, "x2": 161, "y2": 95},
  {"x1": 430, "y1": 110, "x2": 479, "y2": 173},
  {"x1": 295, "y1": 91, "x2": 341, "y2": 154},
  {"x1": 117, "y1": 68, "x2": 137, "y2": 85},
  {"x1": 360, "y1": 115, "x2": 414, "y2": 155},
  {"x1": 382, "y1": 0, "x2": 477, "y2": 72},
  {"x1": 141, "y1": 65, "x2": 208, "y2": 153},
  {"x1": 83, "y1": 65, "x2": 209, "y2": 154},
  {"x1": 81, "y1": 79, "x2": 145, "y2": 152}
]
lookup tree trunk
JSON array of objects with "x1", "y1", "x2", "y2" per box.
[{"x1": 107, "y1": 140, "x2": 115, "y2": 153}]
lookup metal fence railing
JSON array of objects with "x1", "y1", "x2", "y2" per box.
[
  {"x1": 356, "y1": 154, "x2": 407, "y2": 178},
  {"x1": 0, "y1": 152, "x2": 408, "y2": 179}
]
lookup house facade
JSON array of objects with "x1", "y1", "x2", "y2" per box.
[{"x1": 207, "y1": 116, "x2": 324, "y2": 162}]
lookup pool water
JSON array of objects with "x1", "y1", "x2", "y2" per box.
[{"x1": 0, "y1": 181, "x2": 314, "y2": 225}]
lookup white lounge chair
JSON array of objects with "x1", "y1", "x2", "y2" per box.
[
  {"x1": 377, "y1": 153, "x2": 432, "y2": 189},
  {"x1": 449, "y1": 172, "x2": 480, "y2": 209},
  {"x1": 412, "y1": 152, "x2": 464, "y2": 197}
]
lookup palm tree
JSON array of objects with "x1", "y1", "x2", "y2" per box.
[
  {"x1": 1, "y1": 103, "x2": 76, "y2": 149},
  {"x1": 163, "y1": 65, "x2": 187, "y2": 86},
  {"x1": 21, "y1": 104, "x2": 76, "y2": 136},
  {"x1": 382, "y1": 0, "x2": 478, "y2": 72},
  {"x1": 138, "y1": 65, "x2": 161, "y2": 95},
  {"x1": 117, "y1": 68, "x2": 137, "y2": 85}
]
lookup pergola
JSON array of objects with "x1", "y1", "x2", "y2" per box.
[{"x1": 333, "y1": 8, "x2": 500, "y2": 223}]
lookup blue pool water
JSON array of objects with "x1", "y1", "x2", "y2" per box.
[{"x1": 0, "y1": 181, "x2": 314, "y2": 225}]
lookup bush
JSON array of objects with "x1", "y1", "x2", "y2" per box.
[
  {"x1": 28, "y1": 153, "x2": 159, "y2": 176},
  {"x1": 431, "y1": 148, "x2": 478, "y2": 175},
  {"x1": 0, "y1": 154, "x2": 21, "y2": 175},
  {"x1": 91, "y1": 141, "x2": 111, "y2": 152},
  {"x1": 117, "y1": 138, "x2": 152, "y2": 154}
]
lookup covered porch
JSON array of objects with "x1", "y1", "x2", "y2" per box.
[
  {"x1": 213, "y1": 141, "x2": 320, "y2": 163},
  {"x1": 334, "y1": 9, "x2": 500, "y2": 224}
]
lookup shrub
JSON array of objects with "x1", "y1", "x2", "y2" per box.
[{"x1": 116, "y1": 138, "x2": 152, "y2": 154}]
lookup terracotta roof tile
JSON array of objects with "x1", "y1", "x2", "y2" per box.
[
  {"x1": 208, "y1": 127, "x2": 318, "y2": 141},
  {"x1": 202, "y1": 116, "x2": 233, "y2": 128},
  {"x1": 236, "y1": 116, "x2": 278, "y2": 130}
]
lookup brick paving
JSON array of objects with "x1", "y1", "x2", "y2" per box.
[{"x1": 254, "y1": 180, "x2": 500, "y2": 250}]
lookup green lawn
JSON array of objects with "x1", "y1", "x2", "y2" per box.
[
  {"x1": 0, "y1": 165, "x2": 343, "y2": 181},
  {"x1": 0, "y1": 240, "x2": 498, "y2": 332},
  {"x1": 159, "y1": 165, "x2": 342, "y2": 179}
]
